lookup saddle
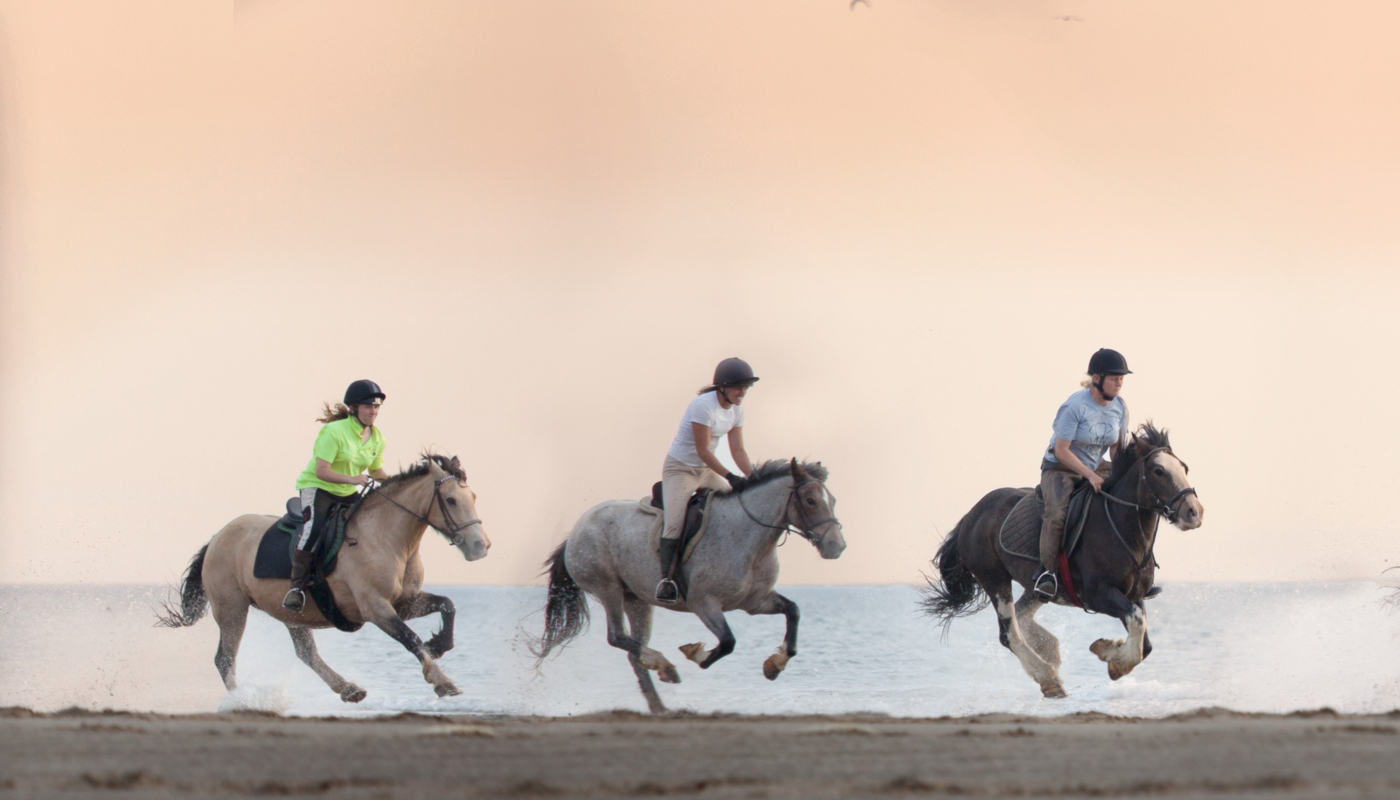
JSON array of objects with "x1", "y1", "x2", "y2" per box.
[
  {"x1": 641, "y1": 482, "x2": 717, "y2": 601},
  {"x1": 998, "y1": 482, "x2": 1095, "y2": 567},
  {"x1": 252, "y1": 496, "x2": 362, "y2": 632}
]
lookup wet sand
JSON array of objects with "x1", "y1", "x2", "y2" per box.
[{"x1": 3, "y1": 707, "x2": 1400, "y2": 798}]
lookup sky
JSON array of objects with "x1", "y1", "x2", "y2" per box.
[{"x1": 1, "y1": 0, "x2": 1397, "y2": 586}]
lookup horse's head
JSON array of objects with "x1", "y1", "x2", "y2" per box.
[
  {"x1": 425, "y1": 455, "x2": 491, "y2": 561},
  {"x1": 788, "y1": 459, "x2": 846, "y2": 559},
  {"x1": 1130, "y1": 431, "x2": 1204, "y2": 531}
]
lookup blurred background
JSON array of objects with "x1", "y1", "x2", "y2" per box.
[{"x1": 1, "y1": 0, "x2": 1396, "y2": 586}]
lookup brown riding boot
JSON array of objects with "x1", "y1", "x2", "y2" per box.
[{"x1": 282, "y1": 548, "x2": 315, "y2": 612}]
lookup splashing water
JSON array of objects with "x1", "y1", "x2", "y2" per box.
[{"x1": 1, "y1": 583, "x2": 1397, "y2": 717}]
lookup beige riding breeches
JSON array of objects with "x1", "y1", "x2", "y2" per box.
[{"x1": 661, "y1": 456, "x2": 729, "y2": 541}]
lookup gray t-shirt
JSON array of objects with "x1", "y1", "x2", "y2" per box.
[{"x1": 1043, "y1": 388, "x2": 1127, "y2": 471}]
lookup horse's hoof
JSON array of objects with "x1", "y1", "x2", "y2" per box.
[
  {"x1": 658, "y1": 666, "x2": 681, "y2": 684},
  {"x1": 340, "y1": 685, "x2": 367, "y2": 703},
  {"x1": 1089, "y1": 638, "x2": 1117, "y2": 662},
  {"x1": 1041, "y1": 683, "x2": 1068, "y2": 699},
  {"x1": 762, "y1": 657, "x2": 782, "y2": 681},
  {"x1": 678, "y1": 643, "x2": 707, "y2": 664},
  {"x1": 1107, "y1": 662, "x2": 1131, "y2": 681},
  {"x1": 434, "y1": 682, "x2": 462, "y2": 698}
]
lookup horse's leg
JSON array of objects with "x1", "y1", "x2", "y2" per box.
[
  {"x1": 1087, "y1": 588, "x2": 1147, "y2": 680},
  {"x1": 744, "y1": 592, "x2": 799, "y2": 681},
  {"x1": 622, "y1": 597, "x2": 667, "y2": 714},
  {"x1": 362, "y1": 597, "x2": 461, "y2": 697},
  {"x1": 286, "y1": 626, "x2": 367, "y2": 703},
  {"x1": 599, "y1": 587, "x2": 680, "y2": 686},
  {"x1": 397, "y1": 592, "x2": 456, "y2": 660},
  {"x1": 991, "y1": 585, "x2": 1066, "y2": 698},
  {"x1": 677, "y1": 599, "x2": 736, "y2": 670},
  {"x1": 1140, "y1": 601, "x2": 1153, "y2": 660},
  {"x1": 1013, "y1": 589, "x2": 1062, "y2": 669},
  {"x1": 209, "y1": 595, "x2": 249, "y2": 691}
]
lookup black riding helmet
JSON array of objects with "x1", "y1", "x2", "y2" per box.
[
  {"x1": 344, "y1": 379, "x2": 386, "y2": 406},
  {"x1": 1087, "y1": 349, "x2": 1132, "y2": 376},
  {"x1": 714, "y1": 357, "x2": 759, "y2": 388}
]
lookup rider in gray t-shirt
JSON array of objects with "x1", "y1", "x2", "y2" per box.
[{"x1": 1034, "y1": 349, "x2": 1131, "y2": 597}]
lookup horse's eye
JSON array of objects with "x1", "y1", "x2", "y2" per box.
[
  {"x1": 1153, "y1": 468, "x2": 1164, "y2": 476},
  {"x1": 806, "y1": 497, "x2": 817, "y2": 505},
  {"x1": 446, "y1": 497, "x2": 458, "y2": 506}
]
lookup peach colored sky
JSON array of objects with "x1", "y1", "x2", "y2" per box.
[{"x1": 1, "y1": 0, "x2": 1397, "y2": 586}]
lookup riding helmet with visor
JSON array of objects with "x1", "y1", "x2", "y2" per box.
[
  {"x1": 1087, "y1": 349, "x2": 1132, "y2": 376},
  {"x1": 714, "y1": 357, "x2": 759, "y2": 389},
  {"x1": 344, "y1": 379, "x2": 386, "y2": 406}
]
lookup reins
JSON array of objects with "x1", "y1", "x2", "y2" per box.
[
  {"x1": 363, "y1": 474, "x2": 484, "y2": 548},
  {"x1": 733, "y1": 477, "x2": 840, "y2": 546}
]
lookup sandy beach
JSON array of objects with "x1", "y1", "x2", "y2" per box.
[{"x1": 4, "y1": 707, "x2": 1400, "y2": 798}]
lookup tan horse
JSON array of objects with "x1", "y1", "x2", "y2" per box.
[{"x1": 159, "y1": 454, "x2": 489, "y2": 702}]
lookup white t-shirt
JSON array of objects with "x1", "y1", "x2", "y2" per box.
[{"x1": 666, "y1": 392, "x2": 745, "y2": 468}]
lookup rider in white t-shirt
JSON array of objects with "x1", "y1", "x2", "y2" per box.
[{"x1": 655, "y1": 357, "x2": 757, "y2": 603}]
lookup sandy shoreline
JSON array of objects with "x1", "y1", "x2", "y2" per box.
[{"x1": 4, "y1": 707, "x2": 1400, "y2": 798}]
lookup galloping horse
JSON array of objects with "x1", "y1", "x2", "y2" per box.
[
  {"x1": 532, "y1": 459, "x2": 846, "y2": 714},
  {"x1": 159, "y1": 454, "x2": 489, "y2": 701},
  {"x1": 923, "y1": 424, "x2": 1203, "y2": 697}
]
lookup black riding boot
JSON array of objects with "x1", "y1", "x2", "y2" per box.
[
  {"x1": 282, "y1": 548, "x2": 315, "y2": 612},
  {"x1": 655, "y1": 539, "x2": 681, "y2": 604}
]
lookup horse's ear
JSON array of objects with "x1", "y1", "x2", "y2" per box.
[
  {"x1": 448, "y1": 456, "x2": 461, "y2": 473},
  {"x1": 790, "y1": 458, "x2": 807, "y2": 480}
]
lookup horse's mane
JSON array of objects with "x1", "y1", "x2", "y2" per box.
[
  {"x1": 1105, "y1": 422, "x2": 1179, "y2": 489},
  {"x1": 380, "y1": 452, "x2": 467, "y2": 486},
  {"x1": 722, "y1": 459, "x2": 829, "y2": 494}
]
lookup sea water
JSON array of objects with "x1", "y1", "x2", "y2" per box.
[{"x1": 1, "y1": 583, "x2": 1398, "y2": 718}]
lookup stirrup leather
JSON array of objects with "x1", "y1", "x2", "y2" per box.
[
  {"x1": 1033, "y1": 569, "x2": 1058, "y2": 598},
  {"x1": 654, "y1": 578, "x2": 679, "y2": 604}
]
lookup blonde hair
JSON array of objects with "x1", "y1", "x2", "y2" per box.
[
  {"x1": 1080, "y1": 373, "x2": 1099, "y2": 389},
  {"x1": 316, "y1": 402, "x2": 352, "y2": 424}
]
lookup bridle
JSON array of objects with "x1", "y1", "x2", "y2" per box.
[
  {"x1": 365, "y1": 473, "x2": 484, "y2": 548},
  {"x1": 1100, "y1": 447, "x2": 1197, "y2": 524},
  {"x1": 1099, "y1": 447, "x2": 1197, "y2": 568},
  {"x1": 735, "y1": 477, "x2": 841, "y2": 546}
]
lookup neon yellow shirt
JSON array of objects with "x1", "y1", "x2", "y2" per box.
[{"x1": 295, "y1": 416, "x2": 386, "y2": 497}]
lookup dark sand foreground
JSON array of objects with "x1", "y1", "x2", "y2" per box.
[{"x1": 3, "y1": 707, "x2": 1400, "y2": 798}]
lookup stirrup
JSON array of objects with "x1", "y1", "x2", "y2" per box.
[
  {"x1": 1033, "y1": 570, "x2": 1058, "y2": 598},
  {"x1": 282, "y1": 588, "x2": 306, "y2": 612},
  {"x1": 654, "y1": 578, "x2": 679, "y2": 604}
]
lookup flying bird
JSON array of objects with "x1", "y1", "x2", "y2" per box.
[
  {"x1": 851, "y1": 0, "x2": 870, "y2": 10},
  {"x1": 1052, "y1": 14, "x2": 1084, "y2": 21}
]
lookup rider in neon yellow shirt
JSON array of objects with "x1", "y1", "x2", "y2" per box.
[{"x1": 282, "y1": 380, "x2": 392, "y2": 613}]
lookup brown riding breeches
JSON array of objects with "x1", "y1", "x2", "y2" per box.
[{"x1": 1038, "y1": 459, "x2": 1112, "y2": 573}]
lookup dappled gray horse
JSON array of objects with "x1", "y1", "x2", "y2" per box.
[
  {"x1": 159, "y1": 454, "x2": 489, "y2": 701},
  {"x1": 533, "y1": 459, "x2": 845, "y2": 713},
  {"x1": 923, "y1": 424, "x2": 1203, "y2": 697}
]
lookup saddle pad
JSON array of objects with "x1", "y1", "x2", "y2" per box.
[
  {"x1": 251, "y1": 507, "x2": 350, "y2": 580},
  {"x1": 998, "y1": 490, "x2": 1043, "y2": 563},
  {"x1": 998, "y1": 484, "x2": 1096, "y2": 564},
  {"x1": 251, "y1": 514, "x2": 361, "y2": 632}
]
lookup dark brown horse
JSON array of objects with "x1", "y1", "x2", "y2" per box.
[{"x1": 922, "y1": 423, "x2": 1203, "y2": 697}]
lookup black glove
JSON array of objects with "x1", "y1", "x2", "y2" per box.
[{"x1": 725, "y1": 472, "x2": 744, "y2": 490}]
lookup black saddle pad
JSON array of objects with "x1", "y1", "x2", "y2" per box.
[
  {"x1": 998, "y1": 482, "x2": 1094, "y2": 563},
  {"x1": 251, "y1": 503, "x2": 361, "y2": 632}
]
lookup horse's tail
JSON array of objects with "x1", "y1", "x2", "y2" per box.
[
  {"x1": 155, "y1": 544, "x2": 210, "y2": 628},
  {"x1": 530, "y1": 541, "x2": 590, "y2": 667},
  {"x1": 920, "y1": 519, "x2": 989, "y2": 635}
]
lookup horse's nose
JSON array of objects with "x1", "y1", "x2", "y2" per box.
[
  {"x1": 821, "y1": 532, "x2": 847, "y2": 559},
  {"x1": 1180, "y1": 498, "x2": 1205, "y2": 530}
]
